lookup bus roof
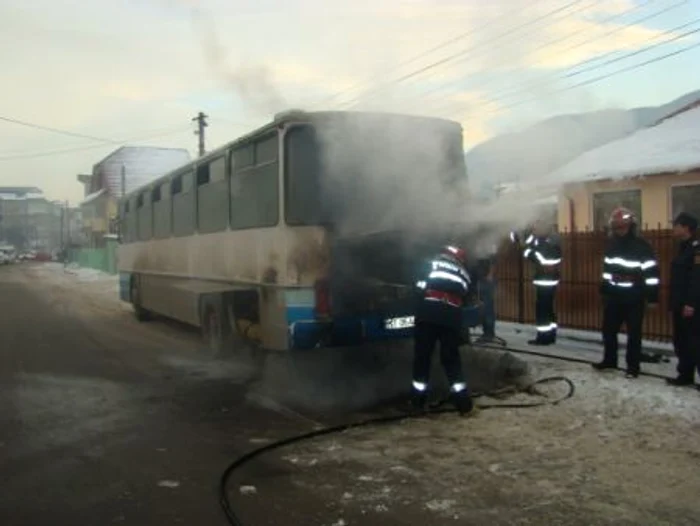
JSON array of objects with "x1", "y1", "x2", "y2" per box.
[{"x1": 121, "y1": 110, "x2": 462, "y2": 202}]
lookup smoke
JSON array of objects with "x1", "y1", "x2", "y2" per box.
[
  {"x1": 247, "y1": 344, "x2": 534, "y2": 414},
  {"x1": 188, "y1": 6, "x2": 288, "y2": 117}
]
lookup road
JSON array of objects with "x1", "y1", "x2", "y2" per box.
[
  {"x1": 0, "y1": 264, "x2": 369, "y2": 526},
  {"x1": 3, "y1": 264, "x2": 700, "y2": 526}
]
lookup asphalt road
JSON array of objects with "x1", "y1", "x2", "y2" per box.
[{"x1": 0, "y1": 264, "x2": 367, "y2": 526}]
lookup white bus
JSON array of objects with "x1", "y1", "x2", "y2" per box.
[{"x1": 118, "y1": 110, "x2": 470, "y2": 357}]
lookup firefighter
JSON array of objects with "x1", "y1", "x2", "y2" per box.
[
  {"x1": 410, "y1": 245, "x2": 475, "y2": 415},
  {"x1": 593, "y1": 207, "x2": 660, "y2": 378},
  {"x1": 666, "y1": 212, "x2": 700, "y2": 387},
  {"x1": 512, "y1": 221, "x2": 562, "y2": 345}
]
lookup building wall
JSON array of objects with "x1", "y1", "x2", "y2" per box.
[
  {"x1": 558, "y1": 170, "x2": 700, "y2": 231},
  {"x1": 80, "y1": 194, "x2": 118, "y2": 247},
  {"x1": 0, "y1": 196, "x2": 62, "y2": 250}
]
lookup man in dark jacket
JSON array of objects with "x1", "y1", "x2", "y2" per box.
[
  {"x1": 410, "y1": 245, "x2": 474, "y2": 415},
  {"x1": 592, "y1": 207, "x2": 660, "y2": 378},
  {"x1": 666, "y1": 212, "x2": 700, "y2": 387},
  {"x1": 473, "y1": 243, "x2": 501, "y2": 344}
]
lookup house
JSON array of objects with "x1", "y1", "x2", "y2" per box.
[
  {"x1": 0, "y1": 187, "x2": 63, "y2": 251},
  {"x1": 78, "y1": 146, "x2": 191, "y2": 246},
  {"x1": 546, "y1": 103, "x2": 700, "y2": 232}
]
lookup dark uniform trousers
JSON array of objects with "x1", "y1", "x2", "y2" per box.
[
  {"x1": 672, "y1": 310, "x2": 700, "y2": 381},
  {"x1": 412, "y1": 322, "x2": 465, "y2": 389},
  {"x1": 602, "y1": 299, "x2": 645, "y2": 372},
  {"x1": 534, "y1": 285, "x2": 558, "y2": 343}
]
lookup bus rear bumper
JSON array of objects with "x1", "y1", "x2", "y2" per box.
[{"x1": 287, "y1": 307, "x2": 482, "y2": 350}]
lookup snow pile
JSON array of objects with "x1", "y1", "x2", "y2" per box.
[
  {"x1": 65, "y1": 265, "x2": 113, "y2": 283},
  {"x1": 545, "y1": 105, "x2": 700, "y2": 184}
]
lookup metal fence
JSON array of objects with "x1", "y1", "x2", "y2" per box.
[{"x1": 493, "y1": 227, "x2": 677, "y2": 343}]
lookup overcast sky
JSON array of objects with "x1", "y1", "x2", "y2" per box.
[{"x1": 1, "y1": 0, "x2": 699, "y2": 204}]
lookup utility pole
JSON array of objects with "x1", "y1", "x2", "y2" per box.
[
  {"x1": 192, "y1": 112, "x2": 208, "y2": 157},
  {"x1": 121, "y1": 164, "x2": 126, "y2": 198}
]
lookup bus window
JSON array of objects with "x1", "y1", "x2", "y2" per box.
[
  {"x1": 256, "y1": 134, "x2": 278, "y2": 164},
  {"x1": 137, "y1": 190, "x2": 152, "y2": 241},
  {"x1": 197, "y1": 156, "x2": 228, "y2": 234},
  {"x1": 172, "y1": 171, "x2": 196, "y2": 237},
  {"x1": 230, "y1": 137, "x2": 279, "y2": 230},
  {"x1": 284, "y1": 125, "x2": 321, "y2": 225},
  {"x1": 153, "y1": 180, "x2": 171, "y2": 239},
  {"x1": 232, "y1": 144, "x2": 254, "y2": 169}
]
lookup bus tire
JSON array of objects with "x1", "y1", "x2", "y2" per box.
[
  {"x1": 201, "y1": 297, "x2": 233, "y2": 359},
  {"x1": 131, "y1": 278, "x2": 151, "y2": 322}
]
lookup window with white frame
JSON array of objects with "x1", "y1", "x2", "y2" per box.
[
  {"x1": 670, "y1": 184, "x2": 700, "y2": 223},
  {"x1": 592, "y1": 189, "x2": 642, "y2": 230}
]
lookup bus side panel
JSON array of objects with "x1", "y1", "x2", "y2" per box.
[
  {"x1": 140, "y1": 274, "x2": 200, "y2": 326},
  {"x1": 285, "y1": 288, "x2": 321, "y2": 350},
  {"x1": 259, "y1": 288, "x2": 289, "y2": 351}
]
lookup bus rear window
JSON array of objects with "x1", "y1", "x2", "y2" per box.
[{"x1": 284, "y1": 125, "x2": 322, "y2": 225}]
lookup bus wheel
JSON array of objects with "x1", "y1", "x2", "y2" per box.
[
  {"x1": 201, "y1": 300, "x2": 232, "y2": 359},
  {"x1": 131, "y1": 279, "x2": 151, "y2": 322}
]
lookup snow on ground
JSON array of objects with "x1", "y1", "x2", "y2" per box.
[
  {"x1": 29, "y1": 262, "x2": 119, "y2": 299},
  {"x1": 244, "y1": 357, "x2": 700, "y2": 525}
]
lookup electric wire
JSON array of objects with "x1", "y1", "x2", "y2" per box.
[
  {"x1": 335, "y1": 0, "x2": 592, "y2": 109},
  {"x1": 306, "y1": 0, "x2": 549, "y2": 109},
  {"x1": 433, "y1": 15, "x2": 700, "y2": 118},
  {"x1": 419, "y1": 0, "x2": 683, "y2": 113},
  {"x1": 452, "y1": 37, "x2": 700, "y2": 121},
  {"x1": 0, "y1": 127, "x2": 192, "y2": 161}
]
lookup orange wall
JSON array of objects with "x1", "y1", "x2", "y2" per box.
[{"x1": 557, "y1": 170, "x2": 700, "y2": 231}]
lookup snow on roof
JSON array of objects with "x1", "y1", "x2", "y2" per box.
[
  {"x1": 546, "y1": 106, "x2": 700, "y2": 185},
  {"x1": 80, "y1": 188, "x2": 107, "y2": 206},
  {"x1": 94, "y1": 146, "x2": 191, "y2": 197}
]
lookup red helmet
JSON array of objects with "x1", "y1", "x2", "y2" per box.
[
  {"x1": 442, "y1": 245, "x2": 467, "y2": 265},
  {"x1": 609, "y1": 207, "x2": 636, "y2": 228}
]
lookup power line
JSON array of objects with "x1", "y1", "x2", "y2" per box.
[
  {"x1": 0, "y1": 127, "x2": 191, "y2": 161},
  {"x1": 425, "y1": 0, "x2": 688, "y2": 115},
  {"x1": 0, "y1": 115, "x2": 119, "y2": 144},
  {"x1": 439, "y1": 17, "x2": 700, "y2": 118},
  {"x1": 453, "y1": 38, "x2": 700, "y2": 122},
  {"x1": 306, "y1": 0, "x2": 548, "y2": 109},
  {"x1": 413, "y1": 0, "x2": 665, "y2": 110},
  {"x1": 336, "y1": 0, "x2": 590, "y2": 109}
]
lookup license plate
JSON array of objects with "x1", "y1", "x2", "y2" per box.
[{"x1": 384, "y1": 316, "x2": 415, "y2": 330}]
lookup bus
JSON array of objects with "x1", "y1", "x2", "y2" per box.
[{"x1": 117, "y1": 110, "x2": 473, "y2": 357}]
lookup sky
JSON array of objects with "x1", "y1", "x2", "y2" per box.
[{"x1": 0, "y1": 0, "x2": 699, "y2": 205}]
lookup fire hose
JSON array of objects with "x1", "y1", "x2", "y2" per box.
[{"x1": 219, "y1": 342, "x2": 677, "y2": 525}]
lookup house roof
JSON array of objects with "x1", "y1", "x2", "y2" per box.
[
  {"x1": 545, "y1": 105, "x2": 700, "y2": 185},
  {"x1": 0, "y1": 186, "x2": 43, "y2": 199},
  {"x1": 93, "y1": 146, "x2": 191, "y2": 197},
  {"x1": 80, "y1": 188, "x2": 107, "y2": 207}
]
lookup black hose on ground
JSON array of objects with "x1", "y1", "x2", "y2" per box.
[
  {"x1": 219, "y1": 374, "x2": 575, "y2": 526},
  {"x1": 475, "y1": 342, "x2": 674, "y2": 381}
]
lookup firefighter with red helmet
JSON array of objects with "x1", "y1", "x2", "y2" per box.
[
  {"x1": 410, "y1": 244, "x2": 475, "y2": 415},
  {"x1": 592, "y1": 207, "x2": 660, "y2": 378}
]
